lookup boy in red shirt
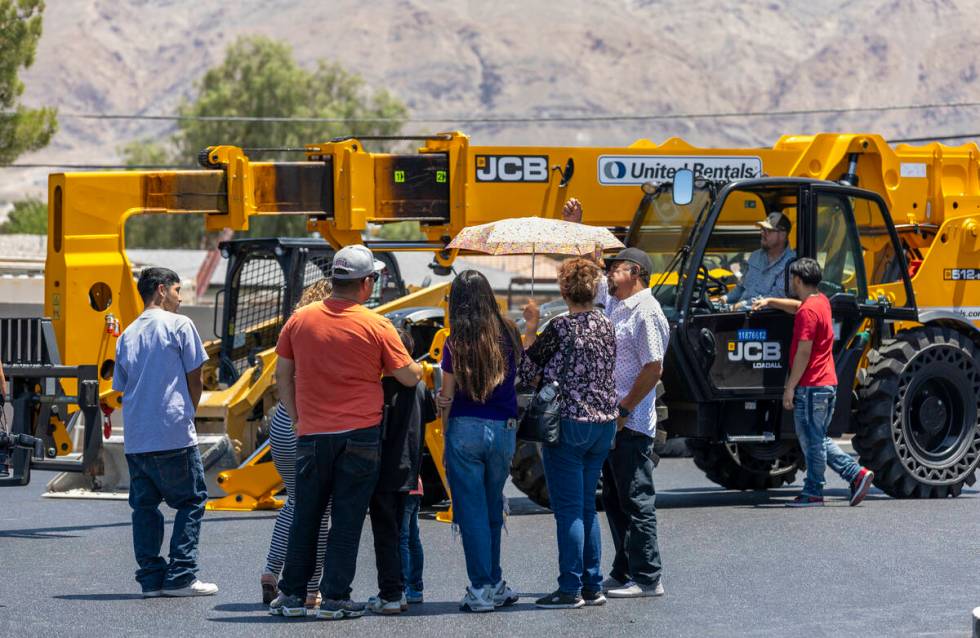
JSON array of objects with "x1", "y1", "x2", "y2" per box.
[{"x1": 753, "y1": 258, "x2": 874, "y2": 507}]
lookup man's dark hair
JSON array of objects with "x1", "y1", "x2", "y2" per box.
[
  {"x1": 789, "y1": 258, "x2": 822, "y2": 286},
  {"x1": 330, "y1": 275, "x2": 370, "y2": 293},
  {"x1": 396, "y1": 327, "x2": 415, "y2": 356},
  {"x1": 137, "y1": 267, "x2": 180, "y2": 303}
]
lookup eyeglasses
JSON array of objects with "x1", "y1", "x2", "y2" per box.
[{"x1": 367, "y1": 271, "x2": 381, "y2": 282}]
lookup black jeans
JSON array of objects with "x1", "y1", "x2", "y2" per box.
[
  {"x1": 369, "y1": 490, "x2": 407, "y2": 601},
  {"x1": 279, "y1": 427, "x2": 380, "y2": 600},
  {"x1": 601, "y1": 428, "x2": 663, "y2": 587}
]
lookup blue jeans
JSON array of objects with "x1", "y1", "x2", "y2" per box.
[
  {"x1": 794, "y1": 385, "x2": 861, "y2": 497},
  {"x1": 444, "y1": 416, "x2": 517, "y2": 589},
  {"x1": 542, "y1": 418, "x2": 616, "y2": 594},
  {"x1": 400, "y1": 494, "x2": 424, "y2": 591},
  {"x1": 126, "y1": 446, "x2": 208, "y2": 592}
]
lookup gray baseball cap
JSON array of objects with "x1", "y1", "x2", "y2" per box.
[{"x1": 331, "y1": 245, "x2": 386, "y2": 279}]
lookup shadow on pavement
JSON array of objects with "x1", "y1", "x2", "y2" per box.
[
  {"x1": 55, "y1": 593, "x2": 144, "y2": 601},
  {"x1": 213, "y1": 602, "x2": 269, "y2": 612},
  {"x1": 209, "y1": 600, "x2": 540, "y2": 622},
  {"x1": 0, "y1": 514, "x2": 277, "y2": 540}
]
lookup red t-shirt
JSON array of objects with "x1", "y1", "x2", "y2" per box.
[
  {"x1": 276, "y1": 298, "x2": 414, "y2": 435},
  {"x1": 790, "y1": 294, "x2": 837, "y2": 387}
]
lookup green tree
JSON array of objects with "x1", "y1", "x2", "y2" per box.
[
  {"x1": 124, "y1": 35, "x2": 407, "y2": 247},
  {"x1": 0, "y1": 197, "x2": 46, "y2": 233},
  {"x1": 0, "y1": 0, "x2": 57, "y2": 164}
]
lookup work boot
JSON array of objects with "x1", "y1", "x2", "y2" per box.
[{"x1": 849, "y1": 467, "x2": 875, "y2": 506}]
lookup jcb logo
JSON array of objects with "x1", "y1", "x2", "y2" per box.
[
  {"x1": 728, "y1": 341, "x2": 782, "y2": 369},
  {"x1": 475, "y1": 155, "x2": 549, "y2": 182}
]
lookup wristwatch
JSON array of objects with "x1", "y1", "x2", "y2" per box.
[{"x1": 617, "y1": 404, "x2": 631, "y2": 418}]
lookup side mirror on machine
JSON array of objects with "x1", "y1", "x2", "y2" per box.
[{"x1": 672, "y1": 168, "x2": 694, "y2": 206}]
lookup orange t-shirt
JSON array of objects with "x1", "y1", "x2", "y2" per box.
[{"x1": 275, "y1": 298, "x2": 414, "y2": 435}]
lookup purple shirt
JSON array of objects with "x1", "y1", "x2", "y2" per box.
[{"x1": 441, "y1": 337, "x2": 519, "y2": 421}]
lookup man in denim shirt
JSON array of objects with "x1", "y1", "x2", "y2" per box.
[
  {"x1": 113, "y1": 267, "x2": 215, "y2": 598},
  {"x1": 726, "y1": 211, "x2": 796, "y2": 310}
]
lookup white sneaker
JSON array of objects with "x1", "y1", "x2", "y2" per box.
[
  {"x1": 600, "y1": 576, "x2": 626, "y2": 593},
  {"x1": 367, "y1": 594, "x2": 403, "y2": 615},
  {"x1": 606, "y1": 580, "x2": 664, "y2": 598},
  {"x1": 459, "y1": 586, "x2": 495, "y2": 612},
  {"x1": 162, "y1": 579, "x2": 219, "y2": 597},
  {"x1": 492, "y1": 580, "x2": 519, "y2": 607}
]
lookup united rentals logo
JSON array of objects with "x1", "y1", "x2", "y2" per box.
[
  {"x1": 598, "y1": 155, "x2": 763, "y2": 185},
  {"x1": 727, "y1": 329, "x2": 782, "y2": 369},
  {"x1": 475, "y1": 155, "x2": 549, "y2": 182},
  {"x1": 944, "y1": 268, "x2": 979, "y2": 281}
]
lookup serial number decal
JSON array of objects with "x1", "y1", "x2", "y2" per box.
[{"x1": 944, "y1": 268, "x2": 979, "y2": 281}]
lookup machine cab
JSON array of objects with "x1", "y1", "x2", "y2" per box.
[{"x1": 632, "y1": 174, "x2": 916, "y2": 443}]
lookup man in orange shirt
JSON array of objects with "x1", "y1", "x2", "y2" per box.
[{"x1": 271, "y1": 245, "x2": 421, "y2": 620}]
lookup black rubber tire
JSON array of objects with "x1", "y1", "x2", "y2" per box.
[
  {"x1": 419, "y1": 453, "x2": 448, "y2": 507},
  {"x1": 510, "y1": 439, "x2": 551, "y2": 508},
  {"x1": 689, "y1": 439, "x2": 802, "y2": 490},
  {"x1": 853, "y1": 326, "x2": 980, "y2": 498}
]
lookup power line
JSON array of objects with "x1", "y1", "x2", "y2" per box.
[
  {"x1": 8, "y1": 100, "x2": 980, "y2": 125},
  {"x1": 3, "y1": 132, "x2": 977, "y2": 170}
]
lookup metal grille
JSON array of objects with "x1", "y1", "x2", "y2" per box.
[
  {"x1": 229, "y1": 256, "x2": 285, "y2": 376},
  {"x1": 1, "y1": 318, "x2": 53, "y2": 366}
]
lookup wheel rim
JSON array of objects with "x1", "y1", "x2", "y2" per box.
[{"x1": 894, "y1": 344, "x2": 980, "y2": 485}]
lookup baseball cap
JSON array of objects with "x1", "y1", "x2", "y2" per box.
[
  {"x1": 331, "y1": 245, "x2": 386, "y2": 280},
  {"x1": 605, "y1": 247, "x2": 654, "y2": 275},
  {"x1": 756, "y1": 211, "x2": 792, "y2": 233}
]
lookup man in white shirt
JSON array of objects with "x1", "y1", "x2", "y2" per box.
[{"x1": 599, "y1": 248, "x2": 668, "y2": 599}]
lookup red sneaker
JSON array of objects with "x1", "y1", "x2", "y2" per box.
[
  {"x1": 849, "y1": 467, "x2": 875, "y2": 506},
  {"x1": 786, "y1": 495, "x2": 825, "y2": 508}
]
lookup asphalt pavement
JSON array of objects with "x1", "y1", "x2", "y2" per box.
[{"x1": 1, "y1": 458, "x2": 978, "y2": 637}]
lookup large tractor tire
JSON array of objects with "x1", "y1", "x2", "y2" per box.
[
  {"x1": 689, "y1": 439, "x2": 802, "y2": 490},
  {"x1": 510, "y1": 440, "x2": 551, "y2": 508},
  {"x1": 510, "y1": 432, "x2": 689, "y2": 510},
  {"x1": 853, "y1": 326, "x2": 980, "y2": 498}
]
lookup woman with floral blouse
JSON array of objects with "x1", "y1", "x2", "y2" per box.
[{"x1": 520, "y1": 257, "x2": 618, "y2": 610}]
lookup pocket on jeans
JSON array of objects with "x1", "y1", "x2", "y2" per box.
[
  {"x1": 154, "y1": 448, "x2": 192, "y2": 497},
  {"x1": 296, "y1": 443, "x2": 317, "y2": 480},
  {"x1": 342, "y1": 439, "x2": 380, "y2": 478}
]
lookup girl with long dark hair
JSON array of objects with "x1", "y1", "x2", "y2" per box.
[{"x1": 438, "y1": 270, "x2": 522, "y2": 612}]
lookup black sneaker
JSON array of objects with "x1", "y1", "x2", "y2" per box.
[
  {"x1": 316, "y1": 598, "x2": 366, "y2": 620},
  {"x1": 535, "y1": 589, "x2": 585, "y2": 609},
  {"x1": 269, "y1": 593, "x2": 306, "y2": 617},
  {"x1": 581, "y1": 589, "x2": 607, "y2": 606}
]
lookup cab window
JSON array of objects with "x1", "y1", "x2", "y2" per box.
[{"x1": 814, "y1": 192, "x2": 866, "y2": 298}]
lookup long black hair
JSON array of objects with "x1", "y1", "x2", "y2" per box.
[{"x1": 447, "y1": 270, "x2": 520, "y2": 403}]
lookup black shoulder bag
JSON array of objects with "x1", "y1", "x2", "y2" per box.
[{"x1": 517, "y1": 322, "x2": 575, "y2": 447}]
